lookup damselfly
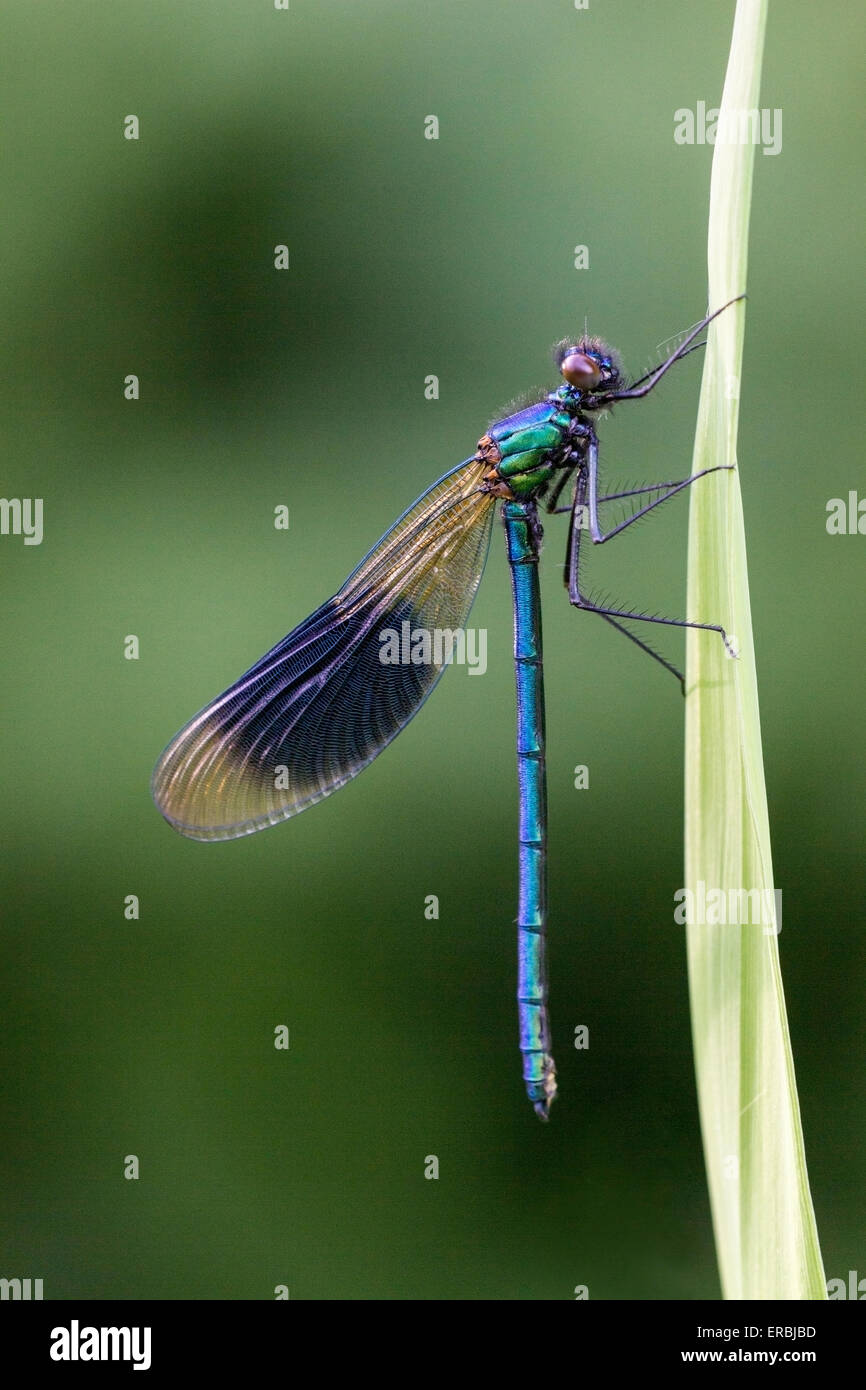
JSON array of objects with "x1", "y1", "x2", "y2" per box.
[{"x1": 152, "y1": 297, "x2": 742, "y2": 1119}]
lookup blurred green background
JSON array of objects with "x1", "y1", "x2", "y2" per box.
[{"x1": 1, "y1": 0, "x2": 862, "y2": 1300}]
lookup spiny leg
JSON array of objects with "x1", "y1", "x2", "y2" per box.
[
  {"x1": 584, "y1": 429, "x2": 734, "y2": 546},
  {"x1": 597, "y1": 478, "x2": 702, "y2": 501},
  {"x1": 590, "y1": 468, "x2": 735, "y2": 542},
  {"x1": 589, "y1": 294, "x2": 745, "y2": 405},
  {"x1": 567, "y1": 464, "x2": 738, "y2": 663},
  {"x1": 564, "y1": 474, "x2": 686, "y2": 686},
  {"x1": 550, "y1": 477, "x2": 715, "y2": 517},
  {"x1": 600, "y1": 614, "x2": 688, "y2": 692}
]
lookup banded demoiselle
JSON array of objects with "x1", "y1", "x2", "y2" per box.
[{"x1": 152, "y1": 297, "x2": 742, "y2": 1119}]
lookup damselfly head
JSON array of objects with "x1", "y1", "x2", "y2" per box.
[{"x1": 553, "y1": 336, "x2": 622, "y2": 392}]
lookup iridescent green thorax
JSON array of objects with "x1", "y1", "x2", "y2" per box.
[{"x1": 480, "y1": 394, "x2": 577, "y2": 499}]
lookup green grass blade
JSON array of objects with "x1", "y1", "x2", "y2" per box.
[{"x1": 684, "y1": 0, "x2": 826, "y2": 1299}]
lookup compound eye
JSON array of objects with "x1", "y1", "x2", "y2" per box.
[{"x1": 560, "y1": 351, "x2": 602, "y2": 389}]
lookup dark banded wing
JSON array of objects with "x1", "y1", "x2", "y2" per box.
[{"x1": 152, "y1": 458, "x2": 496, "y2": 841}]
